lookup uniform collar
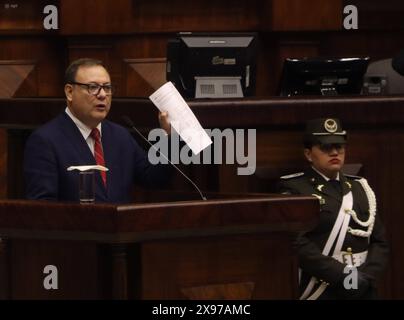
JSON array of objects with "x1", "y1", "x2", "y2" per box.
[
  {"x1": 307, "y1": 167, "x2": 351, "y2": 200},
  {"x1": 311, "y1": 166, "x2": 340, "y2": 181}
]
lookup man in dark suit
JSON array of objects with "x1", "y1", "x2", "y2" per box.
[
  {"x1": 24, "y1": 58, "x2": 172, "y2": 203},
  {"x1": 278, "y1": 118, "x2": 389, "y2": 299}
]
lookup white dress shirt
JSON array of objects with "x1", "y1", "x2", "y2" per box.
[{"x1": 65, "y1": 107, "x2": 102, "y2": 156}]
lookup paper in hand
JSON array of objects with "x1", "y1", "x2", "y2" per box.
[{"x1": 149, "y1": 82, "x2": 212, "y2": 155}]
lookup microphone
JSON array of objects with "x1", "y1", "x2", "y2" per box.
[{"x1": 121, "y1": 115, "x2": 207, "y2": 201}]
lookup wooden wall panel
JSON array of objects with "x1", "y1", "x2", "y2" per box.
[
  {"x1": 10, "y1": 240, "x2": 100, "y2": 299},
  {"x1": 218, "y1": 130, "x2": 304, "y2": 194},
  {"x1": 115, "y1": 35, "x2": 168, "y2": 59},
  {"x1": 141, "y1": 234, "x2": 295, "y2": 299},
  {"x1": 60, "y1": 0, "x2": 134, "y2": 35},
  {"x1": 0, "y1": 38, "x2": 65, "y2": 96},
  {"x1": 60, "y1": 0, "x2": 260, "y2": 34},
  {"x1": 0, "y1": 0, "x2": 58, "y2": 33},
  {"x1": 269, "y1": 0, "x2": 343, "y2": 31},
  {"x1": 319, "y1": 31, "x2": 404, "y2": 60},
  {"x1": 66, "y1": 40, "x2": 113, "y2": 63},
  {"x1": 389, "y1": 131, "x2": 404, "y2": 298},
  {"x1": 0, "y1": 130, "x2": 6, "y2": 199},
  {"x1": 343, "y1": 0, "x2": 404, "y2": 30},
  {"x1": 131, "y1": 0, "x2": 259, "y2": 33}
]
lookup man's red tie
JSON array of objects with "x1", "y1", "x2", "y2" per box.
[{"x1": 90, "y1": 128, "x2": 107, "y2": 187}]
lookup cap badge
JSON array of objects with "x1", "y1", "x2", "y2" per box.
[{"x1": 324, "y1": 119, "x2": 338, "y2": 133}]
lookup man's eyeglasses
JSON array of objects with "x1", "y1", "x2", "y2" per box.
[
  {"x1": 318, "y1": 143, "x2": 345, "y2": 153},
  {"x1": 70, "y1": 82, "x2": 114, "y2": 95}
]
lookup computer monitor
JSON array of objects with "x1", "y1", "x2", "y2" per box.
[
  {"x1": 166, "y1": 32, "x2": 257, "y2": 99},
  {"x1": 279, "y1": 57, "x2": 370, "y2": 96}
]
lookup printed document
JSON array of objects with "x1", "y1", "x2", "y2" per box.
[{"x1": 149, "y1": 82, "x2": 212, "y2": 155}]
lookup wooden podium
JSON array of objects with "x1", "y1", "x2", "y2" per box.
[{"x1": 0, "y1": 194, "x2": 318, "y2": 300}]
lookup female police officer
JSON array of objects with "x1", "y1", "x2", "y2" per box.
[{"x1": 278, "y1": 118, "x2": 389, "y2": 300}]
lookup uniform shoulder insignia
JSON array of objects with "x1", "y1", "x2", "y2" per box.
[
  {"x1": 344, "y1": 174, "x2": 364, "y2": 180},
  {"x1": 280, "y1": 172, "x2": 305, "y2": 180}
]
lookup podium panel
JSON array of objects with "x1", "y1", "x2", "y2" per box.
[{"x1": 0, "y1": 196, "x2": 318, "y2": 299}]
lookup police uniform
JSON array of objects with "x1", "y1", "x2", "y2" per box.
[{"x1": 278, "y1": 118, "x2": 389, "y2": 300}]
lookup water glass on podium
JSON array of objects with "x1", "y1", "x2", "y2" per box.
[{"x1": 79, "y1": 170, "x2": 95, "y2": 204}]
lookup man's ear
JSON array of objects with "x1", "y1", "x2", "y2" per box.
[
  {"x1": 304, "y1": 148, "x2": 312, "y2": 163},
  {"x1": 64, "y1": 84, "x2": 73, "y2": 102}
]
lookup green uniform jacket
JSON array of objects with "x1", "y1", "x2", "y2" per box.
[{"x1": 278, "y1": 168, "x2": 389, "y2": 299}]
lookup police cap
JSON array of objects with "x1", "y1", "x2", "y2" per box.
[{"x1": 303, "y1": 118, "x2": 347, "y2": 146}]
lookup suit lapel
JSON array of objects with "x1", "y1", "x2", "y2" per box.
[{"x1": 59, "y1": 113, "x2": 95, "y2": 165}]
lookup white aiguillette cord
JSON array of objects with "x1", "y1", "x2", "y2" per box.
[
  {"x1": 67, "y1": 165, "x2": 109, "y2": 172},
  {"x1": 300, "y1": 191, "x2": 353, "y2": 300}
]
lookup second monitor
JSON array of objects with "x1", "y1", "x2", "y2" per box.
[{"x1": 280, "y1": 57, "x2": 370, "y2": 96}]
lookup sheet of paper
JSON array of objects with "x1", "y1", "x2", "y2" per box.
[
  {"x1": 149, "y1": 81, "x2": 212, "y2": 155},
  {"x1": 67, "y1": 165, "x2": 109, "y2": 172}
]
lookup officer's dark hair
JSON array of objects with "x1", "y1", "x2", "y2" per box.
[
  {"x1": 64, "y1": 58, "x2": 105, "y2": 84},
  {"x1": 303, "y1": 135, "x2": 318, "y2": 149}
]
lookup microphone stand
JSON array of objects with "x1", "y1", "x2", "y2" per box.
[{"x1": 122, "y1": 116, "x2": 207, "y2": 201}]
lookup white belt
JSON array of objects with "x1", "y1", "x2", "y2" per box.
[
  {"x1": 332, "y1": 250, "x2": 368, "y2": 267},
  {"x1": 305, "y1": 250, "x2": 368, "y2": 300}
]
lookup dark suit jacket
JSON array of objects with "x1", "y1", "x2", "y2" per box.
[
  {"x1": 24, "y1": 112, "x2": 171, "y2": 203},
  {"x1": 278, "y1": 168, "x2": 389, "y2": 299}
]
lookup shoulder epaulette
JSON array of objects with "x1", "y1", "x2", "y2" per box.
[
  {"x1": 280, "y1": 172, "x2": 305, "y2": 180},
  {"x1": 345, "y1": 174, "x2": 364, "y2": 180}
]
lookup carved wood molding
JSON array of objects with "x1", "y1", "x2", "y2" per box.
[
  {"x1": 0, "y1": 60, "x2": 37, "y2": 98},
  {"x1": 123, "y1": 58, "x2": 166, "y2": 97}
]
